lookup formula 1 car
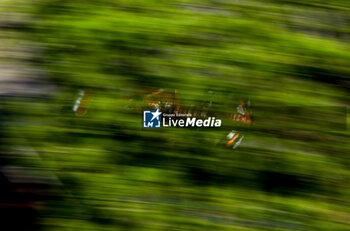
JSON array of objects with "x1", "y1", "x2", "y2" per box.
[{"x1": 72, "y1": 89, "x2": 252, "y2": 149}]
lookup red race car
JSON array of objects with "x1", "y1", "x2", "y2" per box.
[{"x1": 73, "y1": 89, "x2": 252, "y2": 149}]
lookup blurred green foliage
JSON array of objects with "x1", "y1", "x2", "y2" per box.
[{"x1": 1, "y1": 0, "x2": 350, "y2": 230}]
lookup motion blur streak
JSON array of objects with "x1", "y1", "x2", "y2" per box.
[{"x1": 0, "y1": 0, "x2": 349, "y2": 230}]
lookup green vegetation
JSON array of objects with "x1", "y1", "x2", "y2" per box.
[{"x1": 1, "y1": 0, "x2": 350, "y2": 230}]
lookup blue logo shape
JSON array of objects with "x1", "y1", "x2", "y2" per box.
[{"x1": 143, "y1": 109, "x2": 161, "y2": 128}]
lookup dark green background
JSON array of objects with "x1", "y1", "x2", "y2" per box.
[{"x1": 0, "y1": 0, "x2": 349, "y2": 230}]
